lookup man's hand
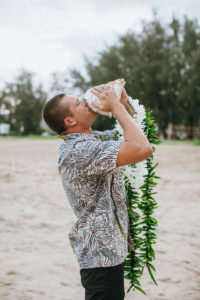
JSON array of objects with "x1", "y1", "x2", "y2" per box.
[
  {"x1": 90, "y1": 85, "x2": 122, "y2": 113},
  {"x1": 120, "y1": 88, "x2": 129, "y2": 105}
]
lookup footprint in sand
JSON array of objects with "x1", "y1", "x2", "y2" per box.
[
  {"x1": 190, "y1": 242, "x2": 199, "y2": 248},
  {"x1": 157, "y1": 250, "x2": 166, "y2": 254},
  {"x1": 158, "y1": 277, "x2": 182, "y2": 284},
  {"x1": 27, "y1": 289, "x2": 45, "y2": 295},
  {"x1": 60, "y1": 282, "x2": 68, "y2": 286},
  {"x1": 6, "y1": 270, "x2": 18, "y2": 276},
  {"x1": 3, "y1": 282, "x2": 13, "y2": 286},
  {"x1": 184, "y1": 265, "x2": 200, "y2": 276},
  {"x1": 158, "y1": 277, "x2": 171, "y2": 282}
]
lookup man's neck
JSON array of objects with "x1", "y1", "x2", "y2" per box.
[{"x1": 61, "y1": 127, "x2": 93, "y2": 135}]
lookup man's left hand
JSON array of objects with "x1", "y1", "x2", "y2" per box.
[
  {"x1": 92, "y1": 84, "x2": 129, "y2": 106},
  {"x1": 120, "y1": 88, "x2": 129, "y2": 105}
]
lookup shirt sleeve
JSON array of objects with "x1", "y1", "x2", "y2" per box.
[{"x1": 71, "y1": 139, "x2": 122, "y2": 177}]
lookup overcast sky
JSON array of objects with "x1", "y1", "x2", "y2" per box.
[{"x1": 0, "y1": 0, "x2": 199, "y2": 90}]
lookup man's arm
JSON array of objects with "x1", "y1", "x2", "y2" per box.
[
  {"x1": 112, "y1": 104, "x2": 152, "y2": 167},
  {"x1": 91, "y1": 85, "x2": 153, "y2": 167}
]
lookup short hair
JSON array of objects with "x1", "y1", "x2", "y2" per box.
[{"x1": 42, "y1": 93, "x2": 73, "y2": 134}]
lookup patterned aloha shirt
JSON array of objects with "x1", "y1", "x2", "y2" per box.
[{"x1": 58, "y1": 129, "x2": 130, "y2": 269}]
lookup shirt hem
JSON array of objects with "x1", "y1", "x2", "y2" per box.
[{"x1": 79, "y1": 256, "x2": 126, "y2": 270}]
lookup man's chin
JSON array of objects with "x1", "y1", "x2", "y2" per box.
[
  {"x1": 92, "y1": 111, "x2": 98, "y2": 116},
  {"x1": 89, "y1": 107, "x2": 98, "y2": 116},
  {"x1": 90, "y1": 112, "x2": 98, "y2": 124}
]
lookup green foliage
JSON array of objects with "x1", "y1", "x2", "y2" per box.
[
  {"x1": 92, "y1": 115, "x2": 116, "y2": 131},
  {"x1": 194, "y1": 140, "x2": 200, "y2": 146},
  {"x1": 1, "y1": 69, "x2": 47, "y2": 135},
  {"x1": 69, "y1": 15, "x2": 200, "y2": 138},
  {"x1": 124, "y1": 109, "x2": 161, "y2": 294},
  {"x1": 179, "y1": 18, "x2": 200, "y2": 133},
  {"x1": 0, "y1": 135, "x2": 55, "y2": 140}
]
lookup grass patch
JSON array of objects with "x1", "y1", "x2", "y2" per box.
[
  {"x1": 194, "y1": 140, "x2": 200, "y2": 146},
  {"x1": 0, "y1": 135, "x2": 56, "y2": 140},
  {"x1": 1, "y1": 135, "x2": 200, "y2": 145}
]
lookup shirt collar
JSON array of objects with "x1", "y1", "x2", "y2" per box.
[{"x1": 59, "y1": 131, "x2": 100, "y2": 141}]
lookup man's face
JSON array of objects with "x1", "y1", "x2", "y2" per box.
[{"x1": 61, "y1": 95, "x2": 98, "y2": 130}]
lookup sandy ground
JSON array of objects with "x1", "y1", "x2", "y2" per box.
[{"x1": 0, "y1": 137, "x2": 200, "y2": 300}]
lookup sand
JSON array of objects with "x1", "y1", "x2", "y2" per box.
[{"x1": 0, "y1": 138, "x2": 200, "y2": 300}]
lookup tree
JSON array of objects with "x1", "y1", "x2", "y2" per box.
[
  {"x1": 179, "y1": 17, "x2": 200, "y2": 136},
  {"x1": 68, "y1": 14, "x2": 200, "y2": 138},
  {"x1": 1, "y1": 69, "x2": 47, "y2": 135}
]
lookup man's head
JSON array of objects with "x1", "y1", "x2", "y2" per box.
[{"x1": 42, "y1": 93, "x2": 98, "y2": 134}]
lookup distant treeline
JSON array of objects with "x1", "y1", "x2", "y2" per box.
[{"x1": 0, "y1": 14, "x2": 199, "y2": 137}]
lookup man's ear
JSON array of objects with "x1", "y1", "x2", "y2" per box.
[{"x1": 64, "y1": 116, "x2": 76, "y2": 128}]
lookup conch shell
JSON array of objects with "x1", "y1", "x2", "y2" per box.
[{"x1": 83, "y1": 78, "x2": 125, "y2": 118}]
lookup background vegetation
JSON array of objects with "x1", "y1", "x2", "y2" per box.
[{"x1": 0, "y1": 14, "x2": 199, "y2": 137}]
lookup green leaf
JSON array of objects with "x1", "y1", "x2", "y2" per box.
[
  {"x1": 148, "y1": 263, "x2": 156, "y2": 271},
  {"x1": 152, "y1": 162, "x2": 159, "y2": 170},
  {"x1": 134, "y1": 285, "x2": 147, "y2": 295},
  {"x1": 150, "y1": 217, "x2": 158, "y2": 224},
  {"x1": 127, "y1": 285, "x2": 132, "y2": 293},
  {"x1": 134, "y1": 279, "x2": 141, "y2": 286},
  {"x1": 146, "y1": 263, "x2": 158, "y2": 286}
]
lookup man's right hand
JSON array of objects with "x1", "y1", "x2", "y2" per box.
[{"x1": 90, "y1": 85, "x2": 122, "y2": 113}]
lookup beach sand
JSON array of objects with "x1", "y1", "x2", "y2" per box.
[{"x1": 0, "y1": 138, "x2": 200, "y2": 300}]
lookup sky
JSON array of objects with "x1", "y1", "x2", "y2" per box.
[{"x1": 0, "y1": 0, "x2": 199, "y2": 91}]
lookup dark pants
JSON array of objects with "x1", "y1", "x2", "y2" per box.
[{"x1": 80, "y1": 262, "x2": 125, "y2": 300}]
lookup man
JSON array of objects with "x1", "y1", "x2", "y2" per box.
[{"x1": 42, "y1": 85, "x2": 153, "y2": 300}]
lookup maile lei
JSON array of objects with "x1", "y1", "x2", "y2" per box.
[{"x1": 114, "y1": 97, "x2": 161, "y2": 295}]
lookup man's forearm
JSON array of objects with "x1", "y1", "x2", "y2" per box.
[{"x1": 112, "y1": 103, "x2": 150, "y2": 147}]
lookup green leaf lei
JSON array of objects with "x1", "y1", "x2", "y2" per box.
[{"x1": 117, "y1": 109, "x2": 161, "y2": 295}]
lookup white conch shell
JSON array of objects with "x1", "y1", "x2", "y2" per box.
[{"x1": 83, "y1": 78, "x2": 125, "y2": 118}]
